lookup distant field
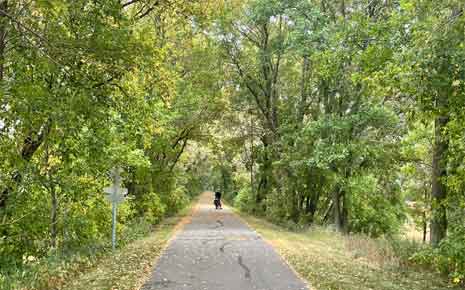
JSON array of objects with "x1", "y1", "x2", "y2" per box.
[{"x1": 400, "y1": 214, "x2": 430, "y2": 244}]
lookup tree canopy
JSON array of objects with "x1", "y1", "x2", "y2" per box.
[{"x1": 0, "y1": 0, "x2": 464, "y2": 288}]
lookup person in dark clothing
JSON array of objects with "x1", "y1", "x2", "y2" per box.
[{"x1": 214, "y1": 191, "x2": 222, "y2": 210}]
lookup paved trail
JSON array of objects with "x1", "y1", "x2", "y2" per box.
[{"x1": 141, "y1": 192, "x2": 309, "y2": 290}]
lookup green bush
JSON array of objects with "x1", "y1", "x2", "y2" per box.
[
  {"x1": 402, "y1": 201, "x2": 465, "y2": 286},
  {"x1": 0, "y1": 251, "x2": 97, "y2": 290},
  {"x1": 136, "y1": 191, "x2": 166, "y2": 225},
  {"x1": 348, "y1": 175, "x2": 405, "y2": 237},
  {"x1": 264, "y1": 188, "x2": 303, "y2": 228},
  {"x1": 436, "y1": 227, "x2": 465, "y2": 285},
  {"x1": 234, "y1": 187, "x2": 255, "y2": 213},
  {"x1": 162, "y1": 186, "x2": 190, "y2": 215},
  {"x1": 407, "y1": 229, "x2": 465, "y2": 285}
]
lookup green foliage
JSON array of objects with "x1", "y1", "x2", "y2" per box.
[
  {"x1": 0, "y1": 202, "x2": 191, "y2": 290},
  {"x1": 0, "y1": 0, "x2": 223, "y2": 287},
  {"x1": 1, "y1": 0, "x2": 464, "y2": 287},
  {"x1": 411, "y1": 221, "x2": 465, "y2": 285},
  {"x1": 349, "y1": 174, "x2": 405, "y2": 237},
  {"x1": 134, "y1": 192, "x2": 166, "y2": 225},
  {"x1": 234, "y1": 187, "x2": 255, "y2": 214},
  {"x1": 213, "y1": 0, "x2": 465, "y2": 285},
  {"x1": 161, "y1": 186, "x2": 190, "y2": 215}
]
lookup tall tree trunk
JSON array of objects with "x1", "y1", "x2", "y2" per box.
[
  {"x1": 341, "y1": 189, "x2": 349, "y2": 233},
  {"x1": 430, "y1": 112, "x2": 449, "y2": 247},
  {"x1": 256, "y1": 140, "x2": 271, "y2": 207},
  {"x1": 333, "y1": 186, "x2": 342, "y2": 231},
  {"x1": 305, "y1": 192, "x2": 320, "y2": 224},
  {"x1": 250, "y1": 109, "x2": 254, "y2": 199},
  {"x1": 422, "y1": 188, "x2": 428, "y2": 243},
  {"x1": 422, "y1": 211, "x2": 427, "y2": 243},
  {"x1": 429, "y1": 3, "x2": 464, "y2": 247},
  {"x1": 290, "y1": 189, "x2": 300, "y2": 223}
]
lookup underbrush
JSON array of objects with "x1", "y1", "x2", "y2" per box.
[
  {"x1": 236, "y1": 212, "x2": 461, "y2": 290},
  {"x1": 0, "y1": 252, "x2": 99, "y2": 290},
  {"x1": 0, "y1": 200, "x2": 194, "y2": 290}
]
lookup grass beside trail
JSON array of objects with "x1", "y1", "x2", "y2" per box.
[
  {"x1": 236, "y1": 212, "x2": 459, "y2": 290},
  {"x1": 60, "y1": 203, "x2": 195, "y2": 290}
]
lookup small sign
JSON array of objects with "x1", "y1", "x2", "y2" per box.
[
  {"x1": 104, "y1": 185, "x2": 128, "y2": 204},
  {"x1": 103, "y1": 167, "x2": 128, "y2": 250},
  {"x1": 104, "y1": 168, "x2": 127, "y2": 203}
]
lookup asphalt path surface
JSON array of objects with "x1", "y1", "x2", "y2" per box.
[{"x1": 141, "y1": 192, "x2": 309, "y2": 290}]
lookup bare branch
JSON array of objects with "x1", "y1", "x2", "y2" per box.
[{"x1": 122, "y1": 0, "x2": 141, "y2": 8}]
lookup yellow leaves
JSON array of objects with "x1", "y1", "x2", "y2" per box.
[
  {"x1": 48, "y1": 154, "x2": 62, "y2": 167},
  {"x1": 22, "y1": 255, "x2": 37, "y2": 264},
  {"x1": 399, "y1": 0, "x2": 415, "y2": 12},
  {"x1": 150, "y1": 123, "x2": 165, "y2": 135}
]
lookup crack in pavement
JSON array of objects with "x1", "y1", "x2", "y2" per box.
[
  {"x1": 151, "y1": 279, "x2": 192, "y2": 288},
  {"x1": 210, "y1": 219, "x2": 224, "y2": 229},
  {"x1": 219, "y1": 241, "x2": 231, "y2": 253},
  {"x1": 237, "y1": 255, "x2": 251, "y2": 279}
]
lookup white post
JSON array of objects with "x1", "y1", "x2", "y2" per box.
[
  {"x1": 112, "y1": 201, "x2": 117, "y2": 250},
  {"x1": 104, "y1": 167, "x2": 127, "y2": 251}
]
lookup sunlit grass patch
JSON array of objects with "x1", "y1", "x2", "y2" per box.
[
  {"x1": 238, "y1": 213, "x2": 459, "y2": 290},
  {"x1": 61, "y1": 203, "x2": 195, "y2": 290}
]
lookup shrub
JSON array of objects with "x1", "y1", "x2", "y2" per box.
[
  {"x1": 162, "y1": 186, "x2": 189, "y2": 215},
  {"x1": 137, "y1": 191, "x2": 166, "y2": 225},
  {"x1": 234, "y1": 187, "x2": 255, "y2": 213},
  {"x1": 436, "y1": 228, "x2": 465, "y2": 285},
  {"x1": 349, "y1": 174, "x2": 405, "y2": 237}
]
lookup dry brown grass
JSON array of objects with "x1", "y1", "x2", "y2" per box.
[
  {"x1": 237, "y1": 212, "x2": 459, "y2": 290},
  {"x1": 344, "y1": 233, "x2": 400, "y2": 269}
]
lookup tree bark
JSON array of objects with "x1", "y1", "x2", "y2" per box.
[
  {"x1": 430, "y1": 113, "x2": 449, "y2": 247},
  {"x1": 250, "y1": 110, "x2": 254, "y2": 199},
  {"x1": 333, "y1": 186, "x2": 342, "y2": 231},
  {"x1": 422, "y1": 187, "x2": 428, "y2": 243},
  {"x1": 256, "y1": 140, "x2": 271, "y2": 207},
  {"x1": 305, "y1": 192, "x2": 320, "y2": 223},
  {"x1": 341, "y1": 189, "x2": 349, "y2": 233},
  {"x1": 422, "y1": 211, "x2": 427, "y2": 243}
]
